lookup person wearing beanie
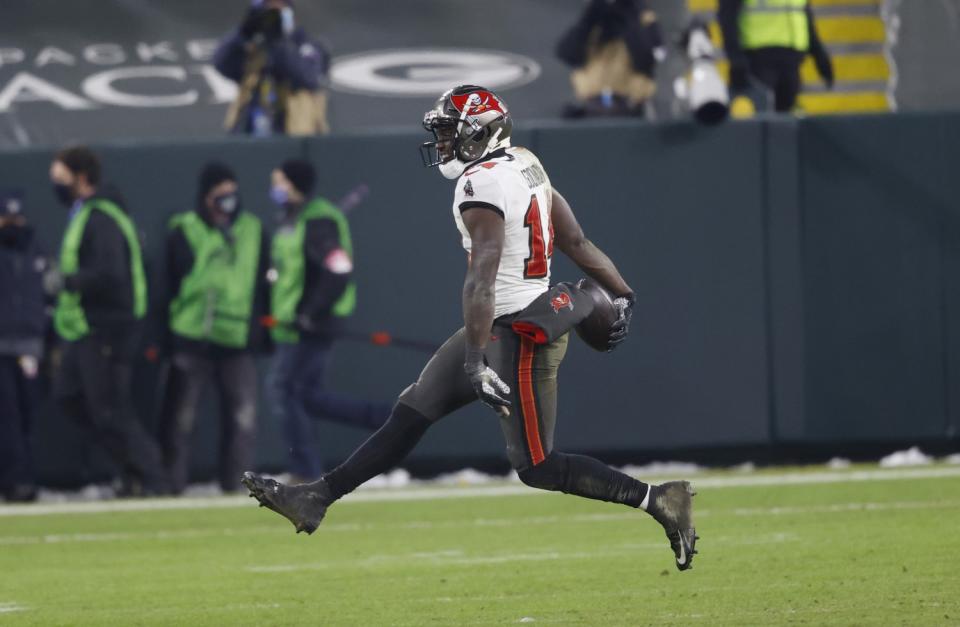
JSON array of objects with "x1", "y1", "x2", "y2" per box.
[
  {"x1": 214, "y1": 0, "x2": 331, "y2": 136},
  {"x1": 0, "y1": 190, "x2": 45, "y2": 502},
  {"x1": 267, "y1": 159, "x2": 390, "y2": 481},
  {"x1": 158, "y1": 161, "x2": 271, "y2": 494}
]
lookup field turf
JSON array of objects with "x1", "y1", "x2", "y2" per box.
[{"x1": 1, "y1": 466, "x2": 959, "y2": 626}]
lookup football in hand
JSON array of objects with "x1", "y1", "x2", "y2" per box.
[{"x1": 574, "y1": 278, "x2": 619, "y2": 352}]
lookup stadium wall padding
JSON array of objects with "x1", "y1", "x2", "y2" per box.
[{"x1": 2, "y1": 112, "x2": 959, "y2": 484}]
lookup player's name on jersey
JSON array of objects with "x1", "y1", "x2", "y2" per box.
[{"x1": 520, "y1": 164, "x2": 547, "y2": 189}]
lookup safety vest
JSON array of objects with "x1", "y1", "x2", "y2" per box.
[
  {"x1": 271, "y1": 198, "x2": 356, "y2": 343},
  {"x1": 168, "y1": 211, "x2": 262, "y2": 348},
  {"x1": 54, "y1": 198, "x2": 147, "y2": 341},
  {"x1": 740, "y1": 0, "x2": 810, "y2": 52}
]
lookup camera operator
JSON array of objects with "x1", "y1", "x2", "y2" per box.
[
  {"x1": 556, "y1": 0, "x2": 665, "y2": 118},
  {"x1": 214, "y1": 0, "x2": 331, "y2": 136}
]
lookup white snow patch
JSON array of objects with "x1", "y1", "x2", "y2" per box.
[
  {"x1": 362, "y1": 468, "x2": 412, "y2": 489},
  {"x1": 36, "y1": 483, "x2": 115, "y2": 503},
  {"x1": 433, "y1": 468, "x2": 503, "y2": 486},
  {"x1": 943, "y1": 453, "x2": 960, "y2": 465},
  {"x1": 730, "y1": 461, "x2": 756, "y2": 473},
  {"x1": 620, "y1": 461, "x2": 704, "y2": 476},
  {"x1": 827, "y1": 457, "x2": 852, "y2": 470},
  {"x1": 181, "y1": 482, "x2": 224, "y2": 498},
  {"x1": 880, "y1": 446, "x2": 933, "y2": 468}
]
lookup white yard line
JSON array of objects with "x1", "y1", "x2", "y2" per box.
[
  {"x1": 2, "y1": 498, "x2": 955, "y2": 547},
  {"x1": 0, "y1": 603, "x2": 27, "y2": 614},
  {"x1": 1, "y1": 466, "x2": 959, "y2": 518}
]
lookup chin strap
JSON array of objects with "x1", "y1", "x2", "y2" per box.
[
  {"x1": 442, "y1": 131, "x2": 512, "y2": 179},
  {"x1": 439, "y1": 159, "x2": 467, "y2": 179}
]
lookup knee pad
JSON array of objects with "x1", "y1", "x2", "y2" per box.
[{"x1": 517, "y1": 452, "x2": 569, "y2": 492}]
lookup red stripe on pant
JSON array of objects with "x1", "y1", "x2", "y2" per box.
[{"x1": 518, "y1": 336, "x2": 545, "y2": 465}]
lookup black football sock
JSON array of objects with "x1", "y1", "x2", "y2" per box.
[
  {"x1": 563, "y1": 454, "x2": 650, "y2": 508},
  {"x1": 322, "y1": 403, "x2": 432, "y2": 501},
  {"x1": 519, "y1": 451, "x2": 649, "y2": 508}
]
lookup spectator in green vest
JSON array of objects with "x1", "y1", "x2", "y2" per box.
[
  {"x1": 267, "y1": 159, "x2": 390, "y2": 482},
  {"x1": 48, "y1": 145, "x2": 168, "y2": 496},
  {"x1": 719, "y1": 0, "x2": 833, "y2": 112},
  {"x1": 158, "y1": 162, "x2": 272, "y2": 494}
]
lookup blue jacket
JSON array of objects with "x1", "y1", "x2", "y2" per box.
[
  {"x1": 0, "y1": 226, "x2": 46, "y2": 358},
  {"x1": 214, "y1": 28, "x2": 330, "y2": 92}
]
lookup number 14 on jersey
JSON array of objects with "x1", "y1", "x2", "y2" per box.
[{"x1": 523, "y1": 194, "x2": 554, "y2": 279}]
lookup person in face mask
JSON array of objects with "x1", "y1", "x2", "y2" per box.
[
  {"x1": 213, "y1": 0, "x2": 331, "y2": 136},
  {"x1": 158, "y1": 162, "x2": 271, "y2": 494},
  {"x1": 0, "y1": 191, "x2": 46, "y2": 502},
  {"x1": 266, "y1": 159, "x2": 390, "y2": 482},
  {"x1": 48, "y1": 145, "x2": 169, "y2": 497}
]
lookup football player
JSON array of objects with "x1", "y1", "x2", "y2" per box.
[{"x1": 242, "y1": 85, "x2": 698, "y2": 571}]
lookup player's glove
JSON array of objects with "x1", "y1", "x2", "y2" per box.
[
  {"x1": 464, "y1": 348, "x2": 512, "y2": 417},
  {"x1": 608, "y1": 293, "x2": 635, "y2": 350}
]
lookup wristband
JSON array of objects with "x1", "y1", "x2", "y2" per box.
[{"x1": 464, "y1": 346, "x2": 485, "y2": 374}]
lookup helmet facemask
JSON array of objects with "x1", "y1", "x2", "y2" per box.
[{"x1": 420, "y1": 112, "x2": 459, "y2": 168}]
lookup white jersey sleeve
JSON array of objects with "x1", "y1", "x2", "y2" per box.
[
  {"x1": 452, "y1": 167, "x2": 506, "y2": 250},
  {"x1": 452, "y1": 147, "x2": 554, "y2": 318}
]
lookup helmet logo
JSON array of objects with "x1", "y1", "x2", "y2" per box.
[{"x1": 451, "y1": 91, "x2": 506, "y2": 117}]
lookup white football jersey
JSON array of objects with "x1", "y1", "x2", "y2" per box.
[{"x1": 452, "y1": 147, "x2": 554, "y2": 317}]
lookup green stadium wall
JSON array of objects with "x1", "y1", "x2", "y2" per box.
[{"x1": 2, "y1": 112, "x2": 958, "y2": 484}]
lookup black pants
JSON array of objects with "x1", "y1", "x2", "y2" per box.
[
  {"x1": 399, "y1": 324, "x2": 569, "y2": 471},
  {"x1": 54, "y1": 334, "x2": 166, "y2": 492},
  {"x1": 325, "y1": 321, "x2": 649, "y2": 510},
  {"x1": 270, "y1": 337, "x2": 391, "y2": 480},
  {"x1": 0, "y1": 355, "x2": 34, "y2": 493},
  {"x1": 746, "y1": 47, "x2": 804, "y2": 113},
  {"x1": 159, "y1": 351, "x2": 258, "y2": 493}
]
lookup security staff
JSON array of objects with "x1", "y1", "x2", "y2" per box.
[
  {"x1": 267, "y1": 159, "x2": 389, "y2": 481},
  {"x1": 48, "y1": 146, "x2": 168, "y2": 496},
  {"x1": 0, "y1": 191, "x2": 45, "y2": 502},
  {"x1": 159, "y1": 162, "x2": 270, "y2": 494},
  {"x1": 719, "y1": 0, "x2": 833, "y2": 112}
]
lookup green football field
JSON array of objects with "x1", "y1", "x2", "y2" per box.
[{"x1": 1, "y1": 466, "x2": 959, "y2": 626}]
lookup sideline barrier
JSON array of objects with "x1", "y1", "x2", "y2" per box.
[{"x1": 2, "y1": 112, "x2": 957, "y2": 483}]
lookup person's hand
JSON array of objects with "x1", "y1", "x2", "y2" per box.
[
  {"x1": 42, "y1": 267, "x2": 64, "y2": 295},
  {"x1": 608, "y1": 293, "x2": 635, "y2": 350},
  {"x1": 464, "y1": 349, "x2": 511, "y2": 417},
  {"x1": 812, "y1": 47, "x2": 834, "y2": 88},
  {"x1": 18, "y1": 355, "x2": 39, "y2": 379},
  {"x1": 295, "y1": 313, "x2": 316, "y2": 333}
]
